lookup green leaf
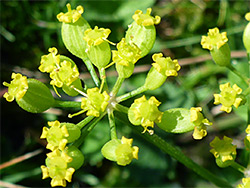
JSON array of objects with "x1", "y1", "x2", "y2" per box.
[
  {"x1": 156, "y1": 108, "x2": 195, "y2": 133},
  {"x1": 61, "y1": 16, "x2": 90, "y2": 60}
]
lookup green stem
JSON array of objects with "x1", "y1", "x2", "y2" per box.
[
  {"x1": 107, "y1": 108, "x2": 117, "y2": 140},
  {"x1": 73, "y1": 112, "x2": 106, "y2": 148},
  {"x1": 83, "y1": 58, "x2": 100, "y2": 87},
  {"x1": 76, "y1": 116, "x2": 95, "y2": 129},
  {"x1": 247, "y1": 52, "x2": 250, "y2": 126},
  {"x1": 115, "y1": 111, "x2": 233, "y2": 188},
  {"x1": 113, "y1": 103, "x2": 129, "y2": 114},
  {"x1": 110, "y1": 76, "x2": 125, "y2": 97},
  {"x1": 227, "y1": 64, "x2": 249, "y2": 86},
  {"x1": 230, "y1": 161, "x2": 246, "y2": 174},
  {"x1": 53, "y1": 100, "x2": 81, "y2": 108},
  {"x1": 116, "y1": 85, "x2": 147, "y2": 103}
]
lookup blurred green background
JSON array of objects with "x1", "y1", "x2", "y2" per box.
[{"x1": 1, "y1": 0, "x2": 249, "y2": 187}]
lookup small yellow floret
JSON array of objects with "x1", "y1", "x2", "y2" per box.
[
  {"x1": 190, "y1": 107, "x2": 212, "y2": 140},
  {"x1": 152, "y1": 53, "x2": 181, "y2": 77},
  {"x1": 245, "y1": 12, "x2": 250, "y2": 21},
  {"x1": 132, "y1": 8, "x2": 161, "y2": 26},
  {"x1": 83, "y1": 26, "x2": 111, "y2": 46},
  {"x1": 214, "y1": 82, "x2": 242, "y2": 113},
  {"x1": 112, "y1": 38, "x2": 141, "y2": 66},
  {"x1": 39, "y1": 47, "x2": 60, "y2": 73},
  {"x1": 210, "y1": 136, "x2": 237, "y2": 163},
  {"x1": 115, "y1": 136, "x2": 139, "y2": 166},
  {"x1": 237, "y1": 177, "x2": 250, "y2": 188},
  {"x1": 246, "y1": 125, "x2": 250, "y2": 142},
  {"x1": 40, "y1": 120, "x2": 69, "y2": 151},
  {"x1": 201, "y1": 27, "x2": 228, "y2": 50},
  {"x1": 57, "y1": 3, "x2": 84, "y2": 23},
  {"x1": 3, "y1": 73, "x2": 28, "y2": 102},
  {"x1": 81, "y1": 87, "x2": 110, "y2": 117},
  {"x1": 41, "y1": 149, "x2": 75, "y2": 187},
  {"x1": 129, "y1": 95, "x2": 163, "y2": 135}
]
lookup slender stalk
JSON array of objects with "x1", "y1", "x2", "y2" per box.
[
  {"x1": 110, "y1": 76, "x2": 125, "y2": 97},
  {"x1": 116, "y1": 85, "x2": 147, "y2": 103},
  {"x1": 113, "y1": 103, "x2": 129, "y2": 114},
  {"x1": 73, "y1": 112, "x2": 106, "y2": 148},
  {"x1": 227, "y1": 64, "x2": 249, "y2": 86},
  {"x1": 83, "y1": 58, "x2": 100, "y2": 87},
  {"x1": 231, "y1": 161, "x2": 246, "y2": 174},
  {"x1": 115, "y1": 111, "x2": 233, "y2": 188},
  {"x1": 107, "y1": 108, "x2": 117, "y2": 140},
  {"x1": 53, "y1": 100, "x2": 81, "y2": 108},
  {"x1": 76, "y1": 116, "x2": 95, "y2": 129}
]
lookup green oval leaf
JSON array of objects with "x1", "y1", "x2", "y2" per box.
[{"x1": 156, "y1": 108, "x2": 195, "y2": 133}]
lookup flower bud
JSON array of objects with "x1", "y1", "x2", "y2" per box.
[
  {"x1": 210, "y1": 136, "x2": 237, "y2": 168},
  {"x1": 65, "y1": 146, "x2": 84, "y2": 170},
  {"x1": 210, "y1": 43, "x2": 231, "y2": 67},
  {"x1": 42, "y1": 149, "x2": 75, "y2": 187},
  {"x1": 17, "y1": 79, "x2": 55, "y2": 113},
  {"x1": 58, "y1": 4, "x2": 91, "y2": 60},
  {"x1": 81, "y1": 87, "x2": 110, "y2": 117},
  {"x1": 101, "y1": 139, "x2": 121, "y2": 162},
  {"x1": 128, "y1": 95, "x2": 163, "y2": 134},
  {"x1": 83, "y1": 26, "x2": 112, "y2": 69},
  {"x1": 214, "y1": 82, "x2": 243, "y2": 113},
  {"x1": 144, "y1": 53, "x2": 180, "y2": 90},
  {"x1": 243, "y1": 13, "x2": 250, "y2": 52},
  {"x1": 201, "y1": 27, "x2": 231, "y2": 67},
  {"x1": 125, "y1": 8, "x2": 161, "y2": 57},
  {"x1": 101, "y1": 137, "x2": 139, "y2": 166},
  {"x1": 61, "y1": 123, "x2": 81, "y2": 143},
  {"x1": 113, "y1": 38, "x2": 141, "y2": 78}
]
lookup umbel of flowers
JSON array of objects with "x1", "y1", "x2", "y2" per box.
[{"x1": 4, "y1": 2, "x2": 248, "y2": 188}]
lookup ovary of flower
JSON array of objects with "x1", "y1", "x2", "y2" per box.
[
  {"x1": 112, "y1": 38, "x2": 141, "y2": 66},
  {"x1": 49, "y1": 60, "x2": 79, "y2": 88},
  {"x1": 237, "y1": 177, "x2": 250, "y2": 188},
  {"x1": 246, "y1": 125, "x2": 250, "y2": 142},
  {"x1": 39, "y1": 47, "x2": 60, "y2": 73},
  {"x1": 115, "y1": 136, "x2": 139, "y2": 166},
  {"x1": 41, "y1": 149, "x2": 75, "y2": 187},
  {"x1": 81, "y1": 88, "x2": 110, "y2": 117},
  {"x1": 214, "y1": 82, "x2": 242, "y2": 113},
  {"x1": 152, "y1": 53, "x2": 181, "y2": 77},
  {"x1": 201, "y1": 27, "x2": 228, "y2": 50},
  {"x1": 83, "y1": 26, "x2": 111, "y2": 46},
  {"x1": 40, "y1": 120, "x2": 69, "y2": 151},
  {"x1": 210, "y1": 136, "x2": 237, "y2": 162},
  {"x1": 132, "y1": 8, "x2": 161, "y2": 26},
  {"x1": 57, "y1": 3, "x2": 84, "y2": 23},
  {"x1": 3, "y1": 73, "x2": 28, "y2": 102},
  {"x1": 132, "y1": 95, "x2": 163, "y2": 135},
  {"x1": 190, "y1": 107, "x2": 212, "y2": 140}
]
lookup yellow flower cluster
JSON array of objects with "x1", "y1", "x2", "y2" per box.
[
  {"x1": 201, "y1": 27, "x2": 228, "y2": 50},
  {"x1": 57, "y1": 3, "x2": 84, "y2": 23},
  {"x1": 214, "y1": 82, "x2": 242, "y2": 113},
  {"x1": 3, "y1": 73, "x2": 28, "y2": 102},
  {"x1": 132, "y1": 8, "x2": 161, "y2": 26},
  {"x1": 190, "y1": 107, "x2": 212, "y2": 140}
]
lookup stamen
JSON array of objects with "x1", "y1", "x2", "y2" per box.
[{"x1": 71, "y1": 86, "x2": 88, "y2": 97}]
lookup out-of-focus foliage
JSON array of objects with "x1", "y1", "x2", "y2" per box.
[{"x1": 1, "y1": 0, "x2": 249, "y2": 187}]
